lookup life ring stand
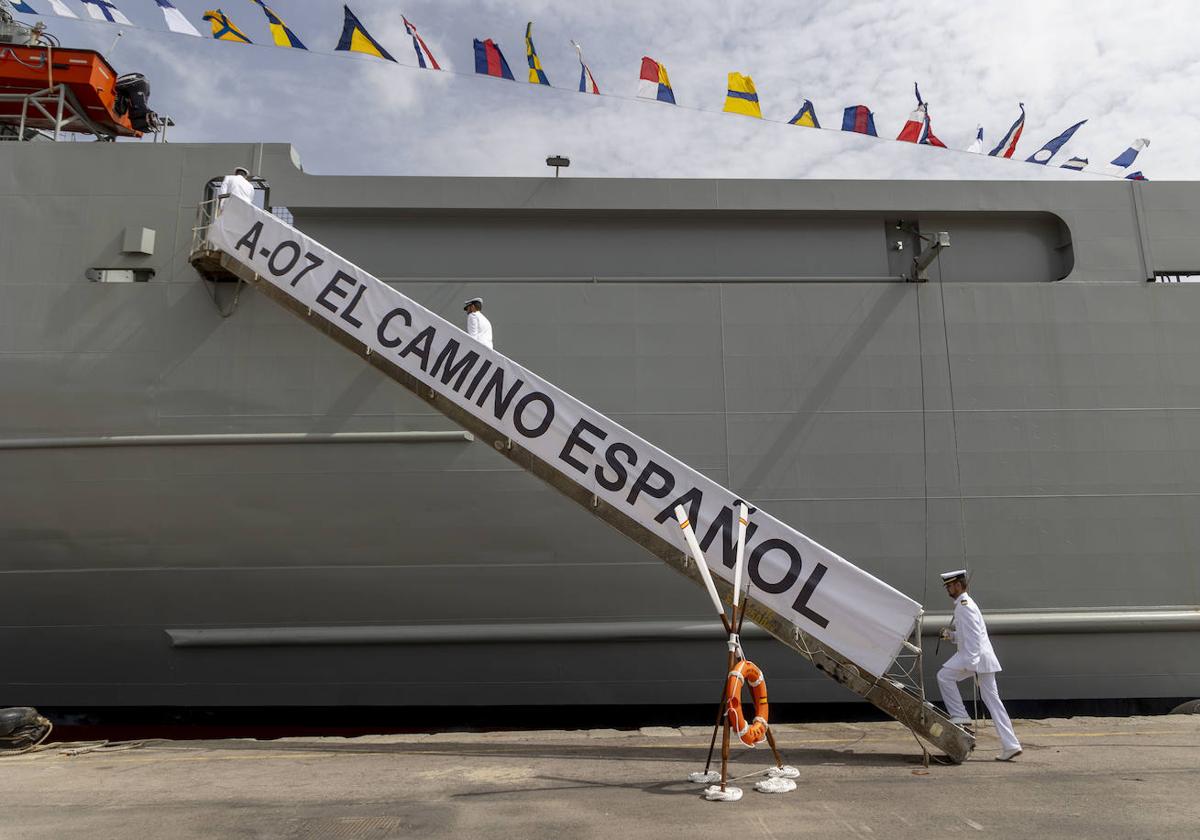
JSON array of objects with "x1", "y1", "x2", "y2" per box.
[
  {"x1": 674, "y1": 502, "x2": 796, "y2": 800},
  {"x1": 725, "y1": 659, "x2": 770, "y2": 747}
]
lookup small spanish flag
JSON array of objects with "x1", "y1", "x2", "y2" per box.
[
  {"x1": 723, "y1": 72, "x2": 761, "y2": 118},
  {"x1": 203, "y1": 9, "x2": 252, "y2": 43},
  {"x1": 336, "y1": 5, "x2": 396, "y2": 62},
  {"x1": 250, "y1": 0, "x2": 306, "y2": 50},
  {"x1": 524, "y1": 22, "x2": 550, "y2": 86}
]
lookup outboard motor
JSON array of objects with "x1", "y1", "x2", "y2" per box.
[
  {"x1": 0, "y1": 707, "x2": 51, "y2": 752},
  {"x1": 115, "y1": 72, "x2": 160, "y2": 132}
]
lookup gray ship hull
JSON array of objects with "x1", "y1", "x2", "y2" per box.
[{"x1": 1, "y1": 142, "x2": 1197, "y2": 708}]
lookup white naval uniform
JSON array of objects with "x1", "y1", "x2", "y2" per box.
[
  {"x1": 217, "y1": 173, "x2": 256, "y2": 205},
  {"x1": 937, "y1": 591, "x2": 1021, "y2": 752},
  {"x1": 467, "y1": 311, "x2": 493, "y2": 349}
]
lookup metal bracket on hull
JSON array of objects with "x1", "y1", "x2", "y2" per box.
[{"x1": 188, "y1": 245, "x2": 974, "y2": 764}]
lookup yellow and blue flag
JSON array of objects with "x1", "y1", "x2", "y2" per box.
[
  {"x1": 335, "y1": 5, "x2": 396, "y2": 62},
  {"x1": 203, "y1": 9, "x2": 252, "y2": 43},
  {"x1": 250, "y1": 0, "x2": 306, "y2": 49},
  {"x1": 788, "y1": 99, "x2": 820, "y2": 128},
  {"x1": 723, "y1": 72, "x2": 761, "y2": 118},
  {"x1": 524, "y1": 22, "x2": 550, "y2": 86}
]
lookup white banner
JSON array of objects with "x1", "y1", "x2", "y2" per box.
[{"x1": 210, "y1": 198, "x2": 921, "y2": 677}]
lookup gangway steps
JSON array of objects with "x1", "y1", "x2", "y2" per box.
[{"x1": 189, "y1": 207, "x2": 973, "y2": 763}]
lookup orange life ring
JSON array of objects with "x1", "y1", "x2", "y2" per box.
[{"x1": 726, "y1": 659, "x2": 769, "y2": 747}]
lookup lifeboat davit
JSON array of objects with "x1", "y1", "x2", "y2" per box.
[{"x1": 0, "y1": 45, "x2": 142, "y2": 137}]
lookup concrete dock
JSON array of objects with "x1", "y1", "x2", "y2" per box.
[{"x1": 1, "y1": 715, "x2": 1196, "y2": 839}]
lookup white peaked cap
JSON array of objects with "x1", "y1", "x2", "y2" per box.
[{"x1": 940, "y1": 569, "x2": 968, "y2": 582}]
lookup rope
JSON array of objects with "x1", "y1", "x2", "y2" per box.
[
  {"x1": 57, "y1": 739, "x2": 156, "y2": 756},
  {"x1": 0, "y1": 723, "x2": 159, "y2": 760},
  {"x1": 202, "y1": 272, "x2": 245, "y2": 318},
  {"x1": 6, "y1": 46, "x2": 49, "y2": 69},
  {"x1": 723, "y1": 766, "x2": 775, "y2": 784},
  {"x1": 790, "y1": 625, "x2": 817, "y2": 660},
  {"x1": 888, "y1": 656, "x2": 922, "y2": 686},
  {"x1": 935, "y1": 256, "x2": 971, "y2": 572},
  {"x1": 0, "y1": 719, "x2": 52, "y2": 756},
  {"x1": 915, "y1": 274, "x2": 931, "y2": 606},
  {"x1": 193, "y1": 196, "x2": 246, "y2": 318}
]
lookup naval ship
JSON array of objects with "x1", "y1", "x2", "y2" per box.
[{"x1": 1, "y1": 12, "x2": 1197, "y2": 718}]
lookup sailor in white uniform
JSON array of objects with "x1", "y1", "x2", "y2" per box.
[
  {"x1": 464, "y1": 297, "x2": 493, "y2": 349},
  {"x1": 937, "y1": 569, "x2": 1023, "y2": 761},
  {"x1": 217, "y1": 166, "x2": 256, "y2": 206}
]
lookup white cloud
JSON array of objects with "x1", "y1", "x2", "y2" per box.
[{"x1": 27, "y1": 0, "x2": 1195, "y2": 179}]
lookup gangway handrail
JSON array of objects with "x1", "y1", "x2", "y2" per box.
[{"x1": 189, "y1": 197, "x2": 974, "y2": 762}]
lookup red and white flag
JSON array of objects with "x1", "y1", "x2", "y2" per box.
[
  {"x1": 403, "y1": 15, "x2": 440, "y2": 70},
  {"x1": 896, "y1": 84, "x2": 946, "y2": 147},
  {"x1": 988, "y1": 103, "x2": 1026, "y2": 158},
  {"x1": 571, "y1": 40, "x2": 600, "y2": 94}
]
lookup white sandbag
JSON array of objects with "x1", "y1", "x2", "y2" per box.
[
  {"x1": 767, "y1": 765, "x2": 800, "y2": 779},
  {"x1": 754, "y1": 776, "x2": 797, "y2": 794},
  {"x1": 702, "y1": 785, "x2": 743, "y2": 802}
]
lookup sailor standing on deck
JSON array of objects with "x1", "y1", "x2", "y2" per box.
[
  {"x1": 937, "y1": 570, "x2": 1023, "y2": 761},
  {"x1": 217, "y1": 166, "x2": 256, "y2": 207},
  {"x1": 464, "y1": 297, "x2": 493, "y2": 349}
]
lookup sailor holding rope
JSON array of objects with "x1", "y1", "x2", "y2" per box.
[{"x1": 936, "y1": 569, "x2": 1022, "y2": 761}]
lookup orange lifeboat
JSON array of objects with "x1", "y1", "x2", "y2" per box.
[{"x1": 0, "y1": 45, "x2": 140, "y2": 137}]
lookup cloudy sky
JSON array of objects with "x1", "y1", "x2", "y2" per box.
[{"x1": 17, "y1": 0, "x2": 1197, "y2": 179}]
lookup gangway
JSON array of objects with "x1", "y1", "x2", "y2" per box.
[{"x1": 190, "y1": 197, "x2": 974, "y2": 763}]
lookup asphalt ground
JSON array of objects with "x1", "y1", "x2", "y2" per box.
[{"x1": 1, "y1": 715, "x2": 1196, "y2": 839}]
